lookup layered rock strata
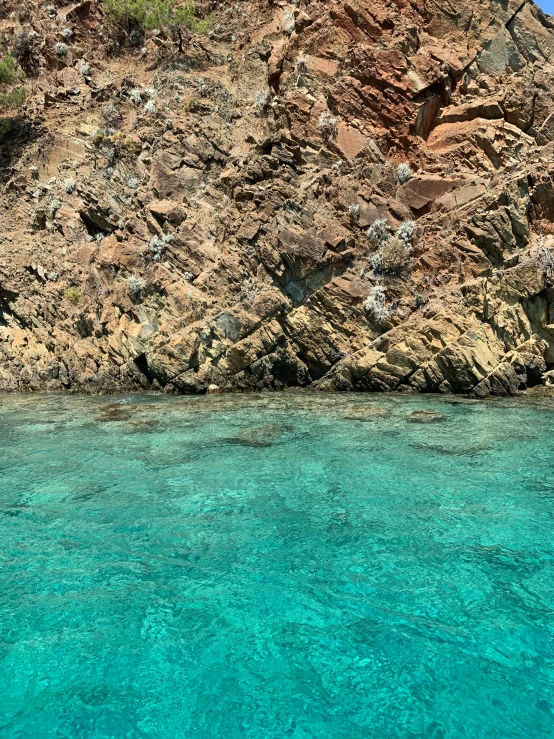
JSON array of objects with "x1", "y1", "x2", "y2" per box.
[{"x1": 1, "y1": 0, "x2": 554, "y2": 395}]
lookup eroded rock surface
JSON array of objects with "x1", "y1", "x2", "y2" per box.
[{"x1": 2, "y1": 0, "x2": 554, "y2": 396}]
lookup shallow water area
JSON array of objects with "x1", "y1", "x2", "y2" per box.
[{"x1": 1, "y1": 391, "x2": 554, "y2": 738}]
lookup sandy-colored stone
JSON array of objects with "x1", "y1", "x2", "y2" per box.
[{"x1": 1, "y1": 0, "x2": 554, "y2": 399}]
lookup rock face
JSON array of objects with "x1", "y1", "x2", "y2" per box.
[{"x1": 1, "y1": 0, "x2": 554, "y2": 396}]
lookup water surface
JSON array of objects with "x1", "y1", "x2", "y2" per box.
[{"x1": 1, "y1": 392, "x2": 553, "y2": 738}]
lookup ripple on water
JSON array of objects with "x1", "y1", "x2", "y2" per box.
[{"x1": 0, "y1": 392, "x2": 553, "y2": 738}]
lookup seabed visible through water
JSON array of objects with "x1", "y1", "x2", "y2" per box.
[{"x1": 1, "y1": 391, "x2": 553, "y2": 738}]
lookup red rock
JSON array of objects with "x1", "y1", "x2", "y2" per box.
[
  {"x1": 335, "y1": 122, "x2": 367, "y2": 159},
  {"x1": 305, "y1": 56, "x2": 338, "y2": 78},
  {"x1": 1, "y1": 0, "x2": 554, "y2": 399},
  {"x1": 436, "y1": 97, "x2": 505, "y2": 124}
]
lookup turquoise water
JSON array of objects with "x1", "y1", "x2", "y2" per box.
[{"x1": 1, "y1": 392, "x2": 554, "y2": 739}]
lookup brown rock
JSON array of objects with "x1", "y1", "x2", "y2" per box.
[
  {"x1": 398, "y1": 176, "x2": 467, "y2": 212},
  {"x1": 2, "y1": 0, "x2": 554, "y2": 398},
  {"x1": 237, "y1": 218, "x2": 260, "y2": 242},
  {"x1": 304, "y1": 56, "x2": 339, "y2": 78},
  {"x1": 148, "y1": 200, "x2": 187, "y2": 225},
  {"x1": 335, "y1": 122, "x2": 367, "y2": 159}
]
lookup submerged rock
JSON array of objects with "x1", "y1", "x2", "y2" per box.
[
  {"x1": 128, "y1": 419, "x2": 161, "y2": 432},
  {"x1": 222, "y1": 423, "x2": 292, "y2": 448},
  {"x1": 94, "y1": 404, "x2": 135, "y2": 422},
  {"x1": 342, "y1": 406, "x2": 391, "y2": 421},
  {"x1": 406, "y1": 410, "x2": 446, "y2": 424},
  {"x1": 410, "y1": 442, "x2": 489, "y2": 456}
]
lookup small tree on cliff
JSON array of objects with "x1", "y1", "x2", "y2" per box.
[
  {"x1": 103, "y1": 0, "x2": 213, "y2": 52},
  {"x1": 0, "y1": 53, "x2": 26, "y2": 140}
]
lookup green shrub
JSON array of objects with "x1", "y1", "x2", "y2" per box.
[
  {"x1": 0, "y1": 117, "x2": 11, "y2": 143},
  {"x1": 103, "y1": 0, "x2": 213, "y2": 52},
  {"x1": 415, "y1": 291, "x2": 427, "y2": 308},
  {"x1": 0, "y1": 54, "x2": 21, "y2": 86},
  {"x1": 103, "y1": 0, "x2": 148, "y2": 29},
  {"x1": 110, "y1": 130, "x2": 140, "y2": 157},
  {"x1": 64, "y1": 286, "x2": 82, "y2": 305},
  {"x1": 91, "y1": 129, "x2": 140, "y2": 159},
  {"x1": 0, "y1": 54, "x2": 25, "y2": 112},
  {"x1": 0, "y1": 52, "x2": 25, "y2": 141},
  {"x1": 184, "y1": 96, "x2": 201, "y2": 112}
]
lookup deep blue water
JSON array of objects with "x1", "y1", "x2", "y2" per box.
[{"x1": 1, "y1": 392, "x2": 553, "y2": 738}]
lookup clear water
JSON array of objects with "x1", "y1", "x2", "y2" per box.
[{"x1": 1, "y1": 392, "x2": 554, "y2": 739}]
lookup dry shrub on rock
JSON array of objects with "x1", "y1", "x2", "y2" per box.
[{"x1": 371, "y1": 236, "x2": 411, "y2": 274}]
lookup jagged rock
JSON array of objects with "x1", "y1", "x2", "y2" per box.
[
  {"x1": 2, "y1": 0, "x2": 554, "y2": 397},
  {"x1": 58, "y1": 1, "x2": 91, "y2": 23},
  {"x1": 148, "y1": 200, "x2": 187, "y2": 225}
]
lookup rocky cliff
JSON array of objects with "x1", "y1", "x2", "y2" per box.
[{"x1": 2, "y1": 0, "x2": 554, "y2": 395}]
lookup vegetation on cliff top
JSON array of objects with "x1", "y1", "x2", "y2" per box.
[
  {"x1": 0, "y1": 51, "x2": 25, "y2": 139},
  {"x1": 103, "y1": 0, "x2": 213, "y2": 52}
]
